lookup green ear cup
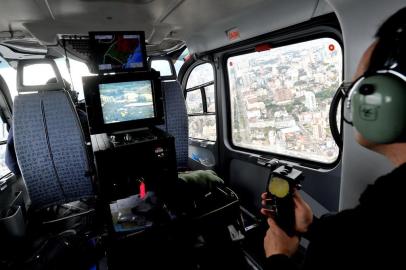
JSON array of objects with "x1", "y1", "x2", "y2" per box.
[{"x1": 351, "y1": 74, "x2": 406, "y2": 144}]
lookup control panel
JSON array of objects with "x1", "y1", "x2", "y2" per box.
[{"x1": 91, "y1": 127, "x2": 177, "y2": 203}]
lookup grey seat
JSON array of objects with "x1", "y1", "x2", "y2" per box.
[
  {"x1": 13, "y1": 59, "x2": 93, "y2": 210},
  {"x1": 153, "y1": 58, "x2": 189, "y2": 170}
]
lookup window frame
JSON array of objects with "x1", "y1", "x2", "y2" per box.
[
  {"x1": 0, "y1": 86, "x2": 12, "y2": 179},
  {"x1": 184, "y1": 61, "x2": 217, "y2": 141},
  {"x1": 223, "y1": 27, "x2": 344, "y2": 169}
]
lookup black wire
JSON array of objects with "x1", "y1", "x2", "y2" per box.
[
  {"x1": 62, "y1": 39, "x2": 75, "y2": 91},
  {"x1": 40, "y1": 97, "x2": 67, "y2": 202},
  {"x1": 329, "y1": 82, "x2": 352, "y2": 148}
]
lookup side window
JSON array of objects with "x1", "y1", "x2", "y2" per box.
[
  {"x1": 0, "y1": 118, "x2": 10, "y2": 178},
  {"x1": 185, "y1": 63, "x2": 216, "y2": 141},
  {"x1": 227, "y1": 38, "x2": 343, "y2": 164},
  {"x1": 0, "y1": 56, "x2": 17, "y2": 100},
  {"x1": 0, "y1": 57, "x2": 12, "y2": 178},
  {"x1": 150, "y1": 59, "x2": 174, "y2": 77}
]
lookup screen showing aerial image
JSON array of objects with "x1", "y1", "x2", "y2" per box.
[
  {"x1": 94, "y1": 33, "x2": 144, "y2": 71},
  {"x1": 99, "y1": 80, "x2": 154, "y2": 124}
]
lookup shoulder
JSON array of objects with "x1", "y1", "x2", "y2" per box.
[{"x1": 359, "y1": 163, "x2": 406, "y2": 208}]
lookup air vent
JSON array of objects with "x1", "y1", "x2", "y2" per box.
[
  {"x1": 59, "y1": 35, "x2": 91, "y2": 61},
  {"x1": 147, "y1": 38, "x2": 186, "y2": 56}
]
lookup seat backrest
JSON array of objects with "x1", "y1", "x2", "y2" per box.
[
  {"x1": 13, "y1": 59, "x2": 93, "y2": 209},
  {"x1": 151, "y1": 57, "x2": 189, "y2": 169}
]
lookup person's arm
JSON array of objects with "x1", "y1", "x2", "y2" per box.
[
  {"x1": 261, "y1": 192, "x2": 314, "y2": 269},
  {"x1": 265, "y1": 254, "x2": 298, "y2": 270},
  {"x1": 263, "y1": 218, "x2": 300, "y2": 269}
]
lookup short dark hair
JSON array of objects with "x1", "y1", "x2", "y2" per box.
[{"x1": 367, "y1": 7, "x2": 406, "y2": 73}]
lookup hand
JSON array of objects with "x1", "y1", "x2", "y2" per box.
[
  {"x1": 264, "y1": 218, "x2": 299, "y2": 258},
  {"x1": 261, "y1": 191, "x2": 313, "y2": 234}
]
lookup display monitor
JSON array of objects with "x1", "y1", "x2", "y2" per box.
[
  {"x1": 83, "y1": 71, "x2": 164, "y2": 134},
  {"x1": 89, "y1": 31, "x2": 147, "y2": 73}
]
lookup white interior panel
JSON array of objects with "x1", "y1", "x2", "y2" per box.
[
  {"x1": 166, "y1": 0, "x2": 318, "y2": 53},
  {"x1": 327, "y1": 0, "x2": 406, "y2": 210},
  {"x1": 21, "y1": 0, "x2": 181, "y2": 44}
]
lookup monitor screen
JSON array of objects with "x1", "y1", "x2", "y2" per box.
[
  {"x1": 89, "y1": 31, "x2": 147, "y2": 73},
  {"x1": 99, "y1": 80, "x2": 155, "y2": 124},
  {"x1": 83, "y1": 71, "x2": 164, "y2": 134}
]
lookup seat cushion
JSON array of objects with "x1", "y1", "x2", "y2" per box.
[
  {"x1": 13, "y1": 91, "x2": 93, "y2": 209},
  {"x1": 158, "y1": 81, "x2": 189, "y2": 169}
]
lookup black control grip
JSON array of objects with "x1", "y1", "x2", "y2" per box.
[
  {"x1": 265, "y1": 165, "x2": 303, "y2": 236},
  {"x1": 272, "y1": 194, "x2": 296, "y2": 236}
]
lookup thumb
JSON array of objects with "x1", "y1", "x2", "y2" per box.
[
  {"x1": 267, "y1": 217, "x2": 276, "y2": 227},
  {"x1": 293, "y1": 191, "x2": 305, "y2": 205}
]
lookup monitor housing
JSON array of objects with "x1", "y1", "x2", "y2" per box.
[
  {"x1": 83, "y1": 71, "x2": 164, "y2": 134},
  {"x1": 89, "y1": 31, "x2": 148, "y2": 74}
]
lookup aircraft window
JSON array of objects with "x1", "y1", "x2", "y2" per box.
[
  {"x1": 186, "y1": 89, "x2": 203, "y2": 114},
  {"x1": 206, "y1": 85, "x2": 215, "y2": 113},
  {"x1": 151, "y1": 59, "x2": 173, "y2": 77},
  {"x1": 23, "y1": 64, "x2": 57, "y2": 86},
  {"x1": 186, "y1": 63, "x2": 214, "y2": 89},
  {"x1": 0, "y1": 118, "x2": 10, "y2": 178},
  {"x1": 0, "y1": 56, "x2": 17, "y2": 99},
  {"x1": 188, "y1": 115, "x2": 217, "y2": 141},
  {"x1": 54, "y1": 58, "x2": 91, "y2": 101},
  {"x1": 227, "y1": 38, "x2": 342, "y2": 164},
  {"x1": 0, "y1": 57, "x2": 90, "y2": 101},
  {"x1": 185, "y1": 62, "x2": 216, "y2": 141}
]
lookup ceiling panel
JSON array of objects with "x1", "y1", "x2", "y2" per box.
[
  {"x1": 21, "y1": 0, "x2": 181, "y2": 44},
  {"x1": 1, "y1": 0, "x2": 326, "y2": 54},
  {"x1": 0, "y1": 0, "x2": 50, "y2": 33}
]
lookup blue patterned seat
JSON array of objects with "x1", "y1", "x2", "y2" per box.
[
  {"x1": 150, "y1": 57, "x2": 189, "y2": 169},
  {"x1": 13, "y1": 59, "x2": 93, "y2": 210},
  {"x1": 157, "y1": 79, "x2": 189, "y2": 170}
]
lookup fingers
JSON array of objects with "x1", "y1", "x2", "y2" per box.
[
  {"x1": 292, "y1": 190, "x2": 306, "y2": 207},
  {"x1": 261, "y1": 192, "x2": 275, "y2": 217},
  {"x1": 261, "y1": 192, "x2": 273, "y2": 206},
  {"x1": 261, "y1": 208, "x2": 275, "y2": 217},
  {"x1": 261, "y1": 198, "x2": 273, "y2": 206}
]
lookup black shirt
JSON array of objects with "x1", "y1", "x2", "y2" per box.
[{"x1": 266, "y1": 163, "x2": 406, "y2": 269}]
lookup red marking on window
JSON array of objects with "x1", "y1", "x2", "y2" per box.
[
  {"x1": 329, "y1": 44, "x2": 335, "y2": 51},
  {"x1": 184, "y1": 54, "x2": 192, "y2": 62},
  {"x1": 140, "y1": 181, "x2": 146, "y2": 199}
]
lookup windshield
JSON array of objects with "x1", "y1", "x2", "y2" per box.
[{"x1": 0, "y1": 56, "x2": 91, "y2": 101}]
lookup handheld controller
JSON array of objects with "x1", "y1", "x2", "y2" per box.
[{"x1": 265, "y1": 165, "x2": 303, "y2": 236}]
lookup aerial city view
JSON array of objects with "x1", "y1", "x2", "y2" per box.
[
  {"x1": 227, "y1": 38, "x2": 342, "y2": 163},
  {"x1": 100, "y1": 81, "x2": 154, "y2": 124}
]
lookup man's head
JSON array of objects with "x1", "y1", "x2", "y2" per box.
[
  {"x1": 46, "y1": 77, "x2": 79, "y2": 104},
  {"x1": 351, "y1": 8, "x2": 406, "y2": 152}
]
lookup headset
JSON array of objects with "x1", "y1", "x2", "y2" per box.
[{"x1": 344, "y1": 25, "x2": 406, "y2": 144}]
